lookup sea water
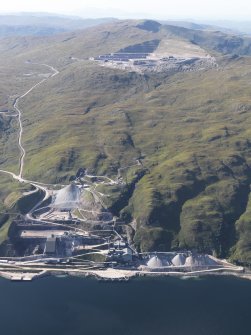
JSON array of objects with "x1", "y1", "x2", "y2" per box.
[{"x1": 0, "y1": 275, "x2": 250, "y2": 335}]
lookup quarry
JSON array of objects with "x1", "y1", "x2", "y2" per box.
[
  {"x1": 0, "y1": 168, "x2": 244, "y2": 281},
  {"x1": 90, "y1": 38, "x2": 217, "y2": 73},
  {"x1": 0, "y1": 20, "x2": 250, "y2": 282}
]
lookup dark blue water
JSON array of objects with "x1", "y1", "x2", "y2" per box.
[{"x1": 0, "y1": 275, "x2": 250, "y2": 335}]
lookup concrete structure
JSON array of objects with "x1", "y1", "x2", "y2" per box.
[
  {"x1": 107, "y1": 245, "x2": 133, "y2": 263},
  {"x1": 121, "y1": 248, "x2": 133, "y2": 262},
  {"x1": 44, "y1": 237, "x2": 57, "y2": 255}
]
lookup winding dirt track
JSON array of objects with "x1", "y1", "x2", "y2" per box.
[{"x1": 0, "y1": 63, "x2": 59, "y2": 204}]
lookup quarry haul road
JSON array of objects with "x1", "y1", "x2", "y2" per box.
[
  {"x1": 0, "y1": 60, "x2": 129, "y2": 220},
  {"x1": 13, "y1": 63, "x2": 59, "y2": 179},
  {"x1": 0, "y1": 62, "x2": 59, "y2": 210}
]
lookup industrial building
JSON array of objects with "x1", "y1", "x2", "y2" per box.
[{"x1": 44, "y1": 236, "x2": 57, "y2": 255}]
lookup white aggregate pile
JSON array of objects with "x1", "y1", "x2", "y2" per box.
[
  {"x1": 185, "y1": 255, "x2": 200, "y2": 267},
  {"x1": 172, "y1": 254, "x2": 186, "y2": 266},
  {"x1": 147, "y1": 255, "x2": 163, "y2": 268},
  {"x1": 52, "y1": 184, "x2": 80, "y2": 210},
  {"x1": 185, "y1": 254, "x2": 219, "y2": 267}
]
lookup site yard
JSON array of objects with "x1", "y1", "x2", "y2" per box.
[{"x1": 90, "y1": 37, "x2": 216, "y2": 74}]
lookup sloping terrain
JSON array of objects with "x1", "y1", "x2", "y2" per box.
[
  {"x1": 1, "y1": 19, "x2": 251, "y2": 263},
  {"x1": 0, "y1": 14, "x2": 117, "y2": 37}
]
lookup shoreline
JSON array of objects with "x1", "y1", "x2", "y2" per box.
[
  {"x1": 0, "y1": 255, "x2": 250, "y2": 282},
  {"x1": 13, "y1": 266, "x2": 249, "y2": 282},
  {"x1": 0, "y1": 269, "x2": 251, "y2": 282},
  {"x1": 78, "y1": 267, "x2": 251, "y2": 282}
]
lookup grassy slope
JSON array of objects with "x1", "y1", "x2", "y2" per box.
[
  {"x1": 0, "y1": 20, "x2": 251, "y2": 261},
  {"x1": 0, "y1": 173, "x2": 34, "y2": 244}
]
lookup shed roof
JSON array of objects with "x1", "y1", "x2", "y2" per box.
[{"x1": 45, "y1": 237, "x2": 57, "y2": 254}]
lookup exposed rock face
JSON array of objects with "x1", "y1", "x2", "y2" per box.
[{"x1": 136, "y1": 20, "x2": 161, "y2": 33}]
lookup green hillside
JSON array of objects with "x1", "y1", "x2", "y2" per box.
[{"x1": 1, "y1": 19, "x2": 251, "y2": 263}]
